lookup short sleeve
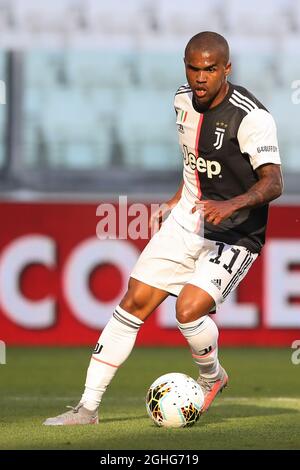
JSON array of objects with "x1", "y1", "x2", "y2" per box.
[{"x1": 237, "y1": 108, "x2": 281, "y2": 170}]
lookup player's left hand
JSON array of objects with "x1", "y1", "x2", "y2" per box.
[{"x1": 192, "y1": 199, "x2": 237, "y2": 225}]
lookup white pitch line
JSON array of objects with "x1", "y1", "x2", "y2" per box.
[
  {"x1": 2, "y1": 396, "x2": 300, "y2": 404},
  {"x1": 1, "y1": 396, "x2": 78, "y2": 401},
  {"x1": 1, "y1": 396, "x2": 142, "y2": 402},
  {"x1": 220, "y1": 397, "x2": 300, "y2": 403},
  {"x1": 213, "y1": 397, "x2": 300, "y2": 409}
]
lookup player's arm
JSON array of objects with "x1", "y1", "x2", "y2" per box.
[
  {"x1": 193, "y1": 109, "x2": 283, "y2": 225},
  {"x1": 228, "y1": 163, "x2": 283, "y2": 209},
  {"x1": 149, "y1": 180, "x2": 184, "y2": 229},
  {"x1": 198, "y1": 164, "x2": 283, "y2": 225}
]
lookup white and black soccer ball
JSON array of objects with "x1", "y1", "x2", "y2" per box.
[{"x1": 146, "y1": 372, "x2": 204, "y2": 428}]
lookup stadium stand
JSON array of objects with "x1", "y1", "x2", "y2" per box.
[{"x1": 0, "y1": 0, "x2": 299, "y2": 184}]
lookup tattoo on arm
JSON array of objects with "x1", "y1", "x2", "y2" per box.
[{"x1": 232, "y1": 164, "x2": 283, "y2": 210}]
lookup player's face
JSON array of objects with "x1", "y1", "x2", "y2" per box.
[{"x1": 184, "y1": 48, "x2": 231, "y2": 110}]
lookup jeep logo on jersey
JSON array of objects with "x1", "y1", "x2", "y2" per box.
[
  {"x1": 183, "y1": 145, "x2": 221, "y2": 178},
  {"x1": 213, "y1": 126, "x2": 226, "y2": 150}
]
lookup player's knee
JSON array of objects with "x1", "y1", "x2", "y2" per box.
[
  {"x1": 175, "y1": 297, "x2": 207, "y2": 324},
  {"x1": 119, "y1": 285, "x2": 148, "y2": 316}
]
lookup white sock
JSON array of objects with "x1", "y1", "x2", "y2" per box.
[
  {"x1": 81, "y1": 306, "x2": 143, "y2": 410},
  {"x1": 177, "y1": 315, "x2": 220, "y2": 379}
]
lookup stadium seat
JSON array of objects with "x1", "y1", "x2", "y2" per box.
[
  {"x1": 86, "y1": 0, "x2": 151, "y2": 36},
  {"x1": 31, "y1": 87, "x2": 113, "y2": 168},
  {"x1": 24, "y1": 51, "x2": 67, "y2": 88},
  {"x1": 275, "y1": 36, "x2": 300, "y2": 87},
  {"x1": 227, "y1": 0, "x2": 293, "y2": 36},
  {"x1": 136, "y1": 51, "x2": 186, "y2": 91},
  {"x1": 13, "y1": 0, "x2": 84, "y2": 33},
  {"x1": 283, "y1": 142, "x2": 300, "y2": 172},
  {"x1": 117, "y1": 89, "x2": 181, "y2": 169},
  {"x1": 231, "y1": 50, "x2": 279, "y2": 95},
  {"x1": 228, "y1": 35, "x2": 279, "y2": 94},
  {"x1": 157, "y1": 0, "x2": 225, "y2": 37},
  {"x1": 4, "y1": 0, "x2": 300, "y2": 175},
  {"x1": 292, "y1": 0, "x2": 300, "y2": 32},
  {"x1": 269, "y1": 89, "x2": 298, "y2": 137},
  {"x1": 65, "y1": 50, "x2": 134, "y2": 89},
  {"x1": 265, "y1": 88, "x2": 299, "y2": 171},
  {"x1": 0, "y1": 3, "x2": 12, "y2": 33}
]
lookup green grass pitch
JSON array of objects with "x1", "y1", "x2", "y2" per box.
[{"x1": 1, "y1": 346, "x2": 300, "y2": 450}]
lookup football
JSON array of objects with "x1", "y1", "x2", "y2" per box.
[{"x1": 146, "y1": 372, "x2": 204, "y2": 428}]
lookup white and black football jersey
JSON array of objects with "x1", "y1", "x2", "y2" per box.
[{"x1": 171, "y1": 81, "x2": 281, "y2": 253}]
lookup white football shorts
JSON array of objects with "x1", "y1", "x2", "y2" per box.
[{"x1": 131, "y1": 214, "x2": 258, "y2": 307}]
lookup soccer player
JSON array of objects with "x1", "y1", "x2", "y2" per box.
[{"x1": 44, "y1": 31, "x2": 283, "y2": 425}]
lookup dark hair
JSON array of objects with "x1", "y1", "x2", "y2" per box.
[{"x1": 185, "y1": 31, "x2": 230, "y2": 64}]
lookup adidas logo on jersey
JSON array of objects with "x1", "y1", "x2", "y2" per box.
[
  {"x1": 183, "y1": 145, "x2": 222, "y2": 179},
  {"x1": 211, "y1": 278, "x2": 222, "y2": 290}
]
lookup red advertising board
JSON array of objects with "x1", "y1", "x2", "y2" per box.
[{"x1": 0, "y1": 200, "x2": 299, "y2": 346}]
